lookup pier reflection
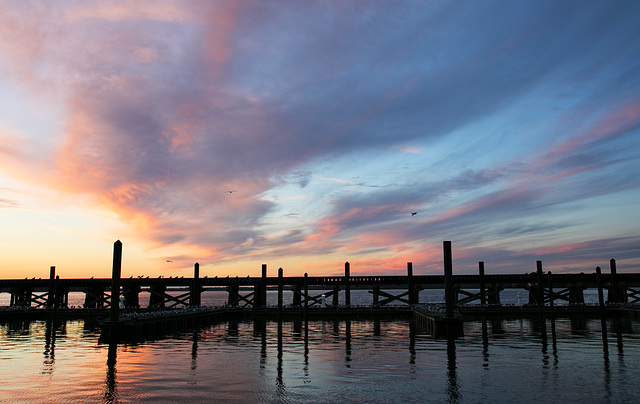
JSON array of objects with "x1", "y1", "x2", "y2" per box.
[
  {"x1": 104, "y1": 333, "x2": 118, "y2": 403},
  {"x1": 92, "y1": 316, "x2": 637, "y2": 403},
  {"x1": 43, "y1": 319, "x2": 56, "y2": 374},
  {"x1": 446, "y1": 335, "x2": 461, "y2": 403}
]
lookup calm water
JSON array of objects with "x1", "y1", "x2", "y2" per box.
[
  {"x1": 1, "y1": 314, "x2": 640, "y2": 403},
  {"x1": 1, "y1": 290, "x2": 638, "y2": 403}
]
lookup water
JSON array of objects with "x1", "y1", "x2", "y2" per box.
[{"x1": 2, "y1": 314, "x2": 640, "y2": 403}]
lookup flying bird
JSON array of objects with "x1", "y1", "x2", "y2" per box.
[
  {"x1": 166, "y1": 260, "x2": 173, "y2": 263},
  {"x1": 226, "y1": 190, "x2": 236, "y2": 194},
  {"x1": 411, "y1": 212, "x2": 418, "y2": 216}
]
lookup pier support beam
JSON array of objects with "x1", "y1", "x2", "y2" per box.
[
  {"x1": 479, "y1": 262, "x2": 486, "y2": 307},
  {"x1": 47, "y1": 266, "x2": 56, "y2": 308},
  {"x1": 227, "y1": 284, "x2": 239, "y2": 307},
  {"x1": 344, "y1": 262, "x2": 351, "y2": 307},
  {"x1": 292, "y1": 284, "x2": 302, "y2": 307},
  {"x1": 190, "y1": 262, "x2": 201, "y2": 307},
  {"x1": 607, "y1": 258, "x2": 626, "y2": 304},
  {"x1": 84, "y1": 284, "x2": 106, "y2": 308},
  {"x1": 333, "y1": 285, "x2": 340, "y2": 306},
  {"x1": 408, "y1": 262, "x2": 419, "y2": 305},
  {"x1": 123, "y1": 284, "x2": 140, "y2": 308},
  {"x1": 278, "y1": 267, "x2": 283, "y2": 322},
  {"x1": 443, "y1": 241, "x2": 455, "y2": 318},
  {"x1": 568, "y1": 283, "x2": 585, "y2": 305},
  {"x1": 110, "y1": 240, "x2": 123, "y2": 323}
]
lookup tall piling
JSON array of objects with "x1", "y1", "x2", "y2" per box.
[
  {"x1": 261, "y1": 264, "x2": 268, "y2": 307},
  {"x1": 303, "y1": 273, "x2": 309, "y2": 321},
  {"x1": 536, "y1": 261, "x2": 544, "y2": 306},
  {"x1": 478, "y1": 261, "x2": 486, "y2": 307},
  {"x1": 596, "y1": 266, "x2": 609, "y2": 352},
  {"x1": 47, "y1": 266, "x2": 56, "y2": 309},
  {"x1": 110, "y1": 240, "x2": 123, "y2": 323},
  {"x1": 190, "y1": 262, "x2": 201, "y2": 307},
  {"x1": 277, "y1": 267, "x2": 283, "y2": 323},
  {"x1": 344, "y1": 262, "x2": 351, "y2": 307},
  {"x1": 407, "y1": 262, "x2": 416, "y2": 305},
  {"x1": 547, "y1": 271, "x2": 556, "y2": 340},
  {"x1": 609, "y1": 258, "x2": 618, "y2": 304},
  {"x1": 443, "y1": 241, "x2": 454, "y2": 318}
]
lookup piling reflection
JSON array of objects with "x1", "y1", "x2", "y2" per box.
[
  {"x1": 481, "y1": 318, "x2": 489, "y2": 367},
  {"x1": 191, "y1": 329, "x2": 199, "y2": 371},
  {"x1": 104, "y1": 333, "x2": 118, "y2": 403},
  {"x1": 276, "y1": 318, "x2": 285, "y2": 398},
  {"x1": 446, "y1": 334, "x2": 461, "y2": 403},
  {"x1": 345, "y1": 320, "x2": 352, "y2": 367},
  {"x1": 409, "y1": 321, "x2": 416, "y2": 366},
  {"x1": 43, "y1": 319, "x2": 56, "y2": 374}
]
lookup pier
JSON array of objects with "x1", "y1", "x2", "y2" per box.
[{"x1": 2, "y1": 241, "x2": 639, "y2": 338}]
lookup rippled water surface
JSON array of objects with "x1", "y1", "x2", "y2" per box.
[{"x1": 2, "y1": 314, "x2": 640, "y2": 403}]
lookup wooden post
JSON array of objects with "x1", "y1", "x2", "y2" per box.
[
  {"x1": 407, "y1": 262, "x2": 417, "y2": 305},
  {"x1": 372, "y1": 284, "x2": 380, "y2": 306},
  {"x1": 333, "y1": 285, "x2": 340, "y2": 306},
  {"x1": 608, "y1": 258, "x2": 624, "y2": 304},
  {"x1": 292, "y1": 285, "x2": 302, "y2": 306},
  {"x1": 226, "y1": 284, "x2": 239, "y2": 307},
  {"x1": 344, "y1": 262, "x2": 351, "y2": 307},
  {"x1": 303, "y1": 273, "x2": 309, "y2": 319},
  {"x1": 261, "y1": 264, "x2": 268, "y2": 307},
  {"x1": 536, "y1": 261, "x2": 544, "y2": 306},
  {"x1": 47, "y1": 266, "x2": 56, "y2": 308},
  {"x1": 190, "y1": 262, "x2": 201, "y2": 307},
  {"x1": 123, "y1": 284, "x2": 140, "y2": 308},
  {"x1": 479, "y1": 261, "x2": 486, "y2": 307},
  {"x1": 443, "y1": 241, "x2": 454, "y2": 318},
  {"x1": 278, "y1": 267, "x2": 283, "y2": 323},
  {"x1": 547, "y1": 271, "x2": 556, "y2": 336},
  {"x1": 596, "y1": 266, "x2": 609, "y2": 352},
  {"x1": 110, "y1": 240, "x2": 123, "y2": 323}
]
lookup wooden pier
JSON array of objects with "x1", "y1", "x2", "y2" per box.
[{"x1": 2, "y1": 241, "x2": 639, "y2": 338}]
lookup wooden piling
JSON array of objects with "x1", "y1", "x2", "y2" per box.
[
  {"x1": 443, "y1": 241, "x2": 454, "y2": 318},
  {"x1": 479, "y1": 261, "x2": 486, "y2": 307},
  {"x1": 303, "y1": 273, "x2": 309, "y2": 320},
  {"x1": 345, "y1": 262, "x2": 351, "y2": 307},
  {"x1": 278, "y1": 267, "x2": 283, "y2": 323},
  {"x1": 408, "y1": 262, "x2": 417, "y2": 305},
  {"x1": 596, "y1": 266, "x2": 609, "y2": 352},
  {"x1": 536, "y1": 261, "x2": 544, "y2": 306},
  {"x1": 547, "y1": 271, "x2": 556, "y2": 338},
  {"x1": 190, "y1": 262, "x2": 201, "y2": 307},
  {"x1": 47, "y1": 266, "x2": 56, "y2": 308},
  {"x1": 261, "y1": 264, "x2": 267, "y2": 307},
  {"x1": 110, "y1": 240, "x2": 122, "y2": 323}
]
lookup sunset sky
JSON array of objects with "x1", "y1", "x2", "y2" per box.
[{"x1": 1, "y1": 1, "x2": 639, "y2": 279}]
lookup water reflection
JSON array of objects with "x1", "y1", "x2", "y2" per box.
[
  {"x1": 481, "y1": 318, "x2": 489, "y2": 368},
  {"x1": 2, "y1": 316, "x2": 639, "y2": 403},
  {"x1": 446, "y1": 335, "x2": 461, "y2": 403},
  {"x1": 42, "y1": 319, "x2": 56, "y2": 374},
  {"x1": 345, "y1": 320, "x2": 352, "y2": 367},
  {"x1": 104, "y1": 332, "x2": 118, "y2": 403}
]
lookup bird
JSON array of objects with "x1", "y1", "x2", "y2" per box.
[
  {"x1": 166, "y1": 259, "x2": 172, "y2": 263},
  {"x1": 226, "y1": 190, "x2": 236, "y2": 194},
  {"x1": 411, "y1": 212, "x2": 417, "y2": 216}
]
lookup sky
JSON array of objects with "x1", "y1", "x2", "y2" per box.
[{"x1": 1, "y1": 0, "x2": 639, "y2": 279}]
